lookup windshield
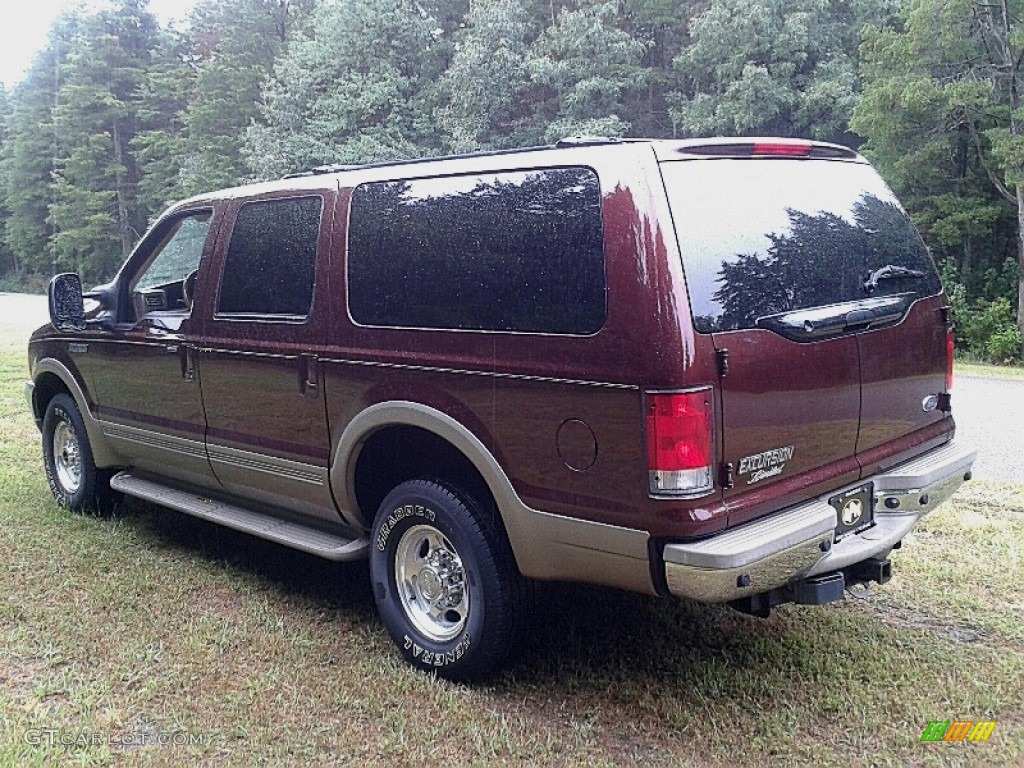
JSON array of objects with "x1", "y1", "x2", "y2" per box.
[{"x1": 659, "y1": 159, "x2": 942, "y2": 333}]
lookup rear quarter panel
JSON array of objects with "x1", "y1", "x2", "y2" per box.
[{"x1": 321, "y1": 145, "x2": 726, "y2": 539}]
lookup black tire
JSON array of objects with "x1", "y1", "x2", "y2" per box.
[
  {"x1": 370, "y1": 478, "x2": 527, "y2": 681},
  {"x1": 41, "y1": 393, "x2": 111, "y2": 513}
]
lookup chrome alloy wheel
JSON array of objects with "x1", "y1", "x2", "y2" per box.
[
  {"x1": 52, "y1": 419, "x2": 83, "y2": 494},
  {"x1": 394, "y1": 524, "x2": 470, "y2": 642}
]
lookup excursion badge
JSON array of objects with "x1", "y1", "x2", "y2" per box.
[{"x1": 737, "y1": 444, "x2": 795, "y2": 485}]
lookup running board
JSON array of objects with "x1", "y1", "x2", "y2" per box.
[{"x1": 110, "y1": 470, "x2": 369, "y2": 561}]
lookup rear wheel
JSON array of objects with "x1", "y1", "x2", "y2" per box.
[
  {"x1": 370, "y1": 479, "x2": 526, "y2": 681},
  {"x1": 42, "y1": 393, "x2": 111, "y2": 513}
]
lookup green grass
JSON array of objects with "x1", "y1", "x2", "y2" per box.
[
  {"x1": 956, "y1": 360, "x2": 1024, "y2": 380},
  {"x1": 2, "y1": 325, "x2": 1022, "y2": 766}
]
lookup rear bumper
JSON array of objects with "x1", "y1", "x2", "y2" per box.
[{"x1": 663, "y1": 440, "x2": 976, "y2": 602}]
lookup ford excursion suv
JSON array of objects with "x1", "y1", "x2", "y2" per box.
[{"x1": 27, "y1": 137, "x2": 976, "y2": 679}]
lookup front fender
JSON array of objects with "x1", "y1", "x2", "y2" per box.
[{"x1": 31, "y1": 357, "x2": 124, "y2": 468}]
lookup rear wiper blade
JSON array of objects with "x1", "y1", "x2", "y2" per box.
[
  {"x1": 757, "y1": 294, "x2": 912, "y2": 341},
  {"x1": 864, "y1": 264, "x2": 925, "y2": 293}
]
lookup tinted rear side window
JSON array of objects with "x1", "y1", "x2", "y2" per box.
[
  {"x1": 660, "y1": 159, "x2": 942, "y2": 333},
  {"x1": 218, "y1": 196, "x2": 322, "y2": 317},
  {"x1": 347, "y1": 167, "x2": 606, "y2": 334}
]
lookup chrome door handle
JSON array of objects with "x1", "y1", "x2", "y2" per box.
[
  {"x1": 179, "y1": 344, "x2": 196, "y2": 382},
  {"x1": 299, "y1": 353, "x2": 318, "y2": 397}
]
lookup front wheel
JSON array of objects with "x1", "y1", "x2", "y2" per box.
[
  {"x1": 370, "y1": 479, "x2": 526, "y2": 681},
  {"x1": 41, "y1": 393, "x2": 111, "y2": 513}
]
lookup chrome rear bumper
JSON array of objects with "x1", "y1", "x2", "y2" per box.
[{"x1": 663, "y1": 440, "x2": 976, "y2": 602}]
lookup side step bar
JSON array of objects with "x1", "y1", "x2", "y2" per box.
[{"x1": 110, "y1": 470, "x2": 369, "y2": 561}]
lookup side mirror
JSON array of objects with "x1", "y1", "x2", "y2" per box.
[{"x1": 48, "y1": 273, "x2": 86, "y2": 332}]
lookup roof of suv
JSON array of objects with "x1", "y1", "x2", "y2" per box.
[{"x1": 172, "y1": 136, "x2": 865, "y2": 210}]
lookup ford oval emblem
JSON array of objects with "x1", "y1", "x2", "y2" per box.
[{"x1": 921, "y1": 394, "x2": 939, "y2": 412}]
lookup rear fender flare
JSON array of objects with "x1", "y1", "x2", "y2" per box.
[
  {"x1": 327, "y1": 401, "x2": 654, "y2": 594},
  {"x1": 330, "y1": 401, "x2": 514, "y2": 530}
]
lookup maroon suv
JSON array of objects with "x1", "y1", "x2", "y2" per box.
[{"x1": 27, "y1": 137, "x2": 976, "y2": 679}]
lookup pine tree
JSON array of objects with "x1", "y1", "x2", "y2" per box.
[
  {"x1": 178, "y1": 0, "x2": 315, "y2": 195},
  {"x1": 669, "y1": 0, "x2": 877, "y2": 142},
  {"x1": 853, "y1": 0, "x2": 1024, "y2": 355},
  {"x1": 245, "y1": 0, "x2": 450, "y2": 177},
  {"x1": 133, "y1": 25, "x2": 193, "y2": 216},
  {"x1": 527, "y1": 0, "x2": 649, "y2": 141},
  {"x1": 3, "y1": 12, "x2": 82, "y2": 278},
  {"x1": 49, "y1": 0, "x2": 160, "y2": 281},
  {"x1": 439, "y1": 0, "x2": 537, "y2": 151},
  {"x1": 0, "y1": 85, "x2": 16, "y2": 277}
]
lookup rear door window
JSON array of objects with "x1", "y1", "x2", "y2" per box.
[
  {"x1": 659, "y1": 159, "x2": 941, "y2": 335},
  {"x1": 347, "y1": 167, "x2": 606, "y2": 335},
  {"x1": 217, "y1": 196, "x2": 322, "y2": 318}
]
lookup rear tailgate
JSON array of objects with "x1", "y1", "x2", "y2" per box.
[
  {"x1": 856, "y1": 294, "x2": 951, "y2": 474},
  {"x1": 658, "y1": 141, "x2": 948, "y2": 525}
]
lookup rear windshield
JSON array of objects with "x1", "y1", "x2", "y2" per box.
[{"x1": 660, "y1": 159, "x2": 942, "y2": 333}]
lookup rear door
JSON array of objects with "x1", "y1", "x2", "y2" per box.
[{"x1": 659, "y1": 144, "x2": 945, "y2": 524}]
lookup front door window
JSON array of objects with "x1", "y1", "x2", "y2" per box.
[{"x1": 131, "y1": 212, "x2": 212, "y2": 325}]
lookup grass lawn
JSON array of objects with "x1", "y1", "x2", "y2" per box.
[
  {"x1": 955, "y1": 360, "x2": 1024, "y2": 380},
  {"x1": 2, "y1": 324, "x2": 1022, "y2": 767}
]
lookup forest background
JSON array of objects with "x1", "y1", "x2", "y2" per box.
[{"x1": 0, "y1": 0, "x2": 1020, "y2": 363}]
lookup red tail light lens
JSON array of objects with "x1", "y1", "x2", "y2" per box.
[
  {"x1": 946, "y1": 328, "x2": 954, "y2": 391},
  {"x1": 646, "y1": 389, "x2": 714, "y2": 495},
  {"x1": 752, "y1": 141, "x2": 812, "y2": 156},
  {"x1": 674, "y1": 141, "x2": 855, "y2": 159}
]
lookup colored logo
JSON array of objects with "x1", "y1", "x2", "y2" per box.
[
  {"x1": 920, "y1": 720, "x2": 997, "y2": 742},
  {"x1": 841, "y1": 498, "x2": 864, "y2": 526}
]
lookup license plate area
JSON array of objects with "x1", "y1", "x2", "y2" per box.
[{"x1": 830, "y1": 482, "x2": 875, "y2": 540}]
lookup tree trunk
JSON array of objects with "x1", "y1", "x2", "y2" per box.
[
  {"x1": 1017, "y1": 184, "x2": 1024, "y2": 357},
  {"x1": 111, "y1": 118, "x2": 133, "y2": 260}
]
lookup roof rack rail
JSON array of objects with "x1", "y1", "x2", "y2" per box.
[
  {"x1": 282, "y1": 163, "x2": 363, "y2": 179},
  {"x1": 555, "y1": 136, "x2": 623, "y2": 148},
  {"x1": 280, "y1": 138, "x2": 624, "y2": 181},
  {"x1": 314, "y1": 163, "x2": 363, "y2": 174}
]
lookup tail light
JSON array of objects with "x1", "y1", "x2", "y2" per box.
[
  {"x1": 673, "y1": 140, "x2": 856, "y2": 159},
  {"x1": 946, "y1": 328, "x2": 954, "y2": 391},
  {"x1": 645, "y1": 389, "x2": 714, "y2": 496},
  {"x1": 752, "y1": 141, "x2": 812, "y2": 156}
]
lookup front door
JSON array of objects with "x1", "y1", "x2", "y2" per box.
[
  {"x1": 87, "y1": 208, "x2": 221, "y2": 489},
  {"x1": 195, "y1": 191, "x2": 338, "y2": 522}
]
